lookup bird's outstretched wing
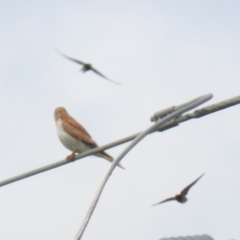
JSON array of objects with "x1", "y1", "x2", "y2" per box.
[
  {"x1": 55, "y1": 49, "x2": 85, "y2": 65},
  {"x1": 91, "y1": 67, "x2": 121, "y2": 85},
  {"x1": 152, "y1": 197, "x2": 176, "y2": 206},
  {"x1": 181, "y1": 173, "x2": 205, "y2": 196}
]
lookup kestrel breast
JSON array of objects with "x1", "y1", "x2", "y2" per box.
[{"x1": 56, "y1": 119, "x2": 90, "y2": 153}]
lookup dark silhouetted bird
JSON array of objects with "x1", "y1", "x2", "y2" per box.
[
  {"x1": 152, "y1": 173, "x2": 205, "y2": 206},
  {"x1": 56, "y1": 49, "x2": 121, "y2": 85}
]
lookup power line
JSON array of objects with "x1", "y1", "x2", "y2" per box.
[{"x1": 0, "y1": 94, "x2": 239, "y2": 189}]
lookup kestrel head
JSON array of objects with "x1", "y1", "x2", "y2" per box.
[{"x1": 54, "y1": 107, "x2": 69, "y2": 121}]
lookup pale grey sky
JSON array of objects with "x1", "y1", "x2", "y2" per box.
[{"x1": 0, "y1": 1, "x2": 240, "y2": 239}]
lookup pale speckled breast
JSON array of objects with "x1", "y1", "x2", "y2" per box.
[{"x1": 56, "y1": 119, "x2": 90, "y2": 153}]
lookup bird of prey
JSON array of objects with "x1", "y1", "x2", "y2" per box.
[
  {"x1": 56, "y1": 49, "x2": 121, "y2": 85},
  {"x1": 54, "y1": 107, "x2": 124, "y2": 169},
  {"x1": 152, "y1": 173, "x2": 205, "y2": 206}
]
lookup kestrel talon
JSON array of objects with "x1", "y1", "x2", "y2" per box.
[
  {"x1": 152, "y1": 173, "x2": 204, "y2": 206},
  {"x1": 54, "y1": 107, "x2": 124, "y2": 169},
  {"x1": 56, "y1": 49, "x2": 121, "y2": 85}
]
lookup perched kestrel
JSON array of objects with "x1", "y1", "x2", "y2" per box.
[
  {"x1": 54, "y1": 107, "x2": 124, "y2": 169},
  {"x1": 56, "y1": 49, "x2": 121, "y2": 85},
  {"x1": 152, "y1": 173, "x2": 205, "y2": 206}
]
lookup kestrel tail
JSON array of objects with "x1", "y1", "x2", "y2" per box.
[
  {"x1": 55, "y1": 49, "x2": 121, "y2": 85},
  {"x1": 152, "y1": 173, "x2": 205, "y2": 206},
  {"x1": 54, "y1": 107, "x2": 124, "y2": 169}
]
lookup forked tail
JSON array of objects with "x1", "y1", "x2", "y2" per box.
[{"x1": 96, "y1": 151, "x2": 125, "y2": 169}]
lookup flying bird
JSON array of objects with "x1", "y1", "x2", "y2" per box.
[
  {"x1": 152, "y1": 173, "x2": 205, "y2": 206},
  {"x1": 56, "y1": 49, "x2": 121, "y2": 85},
  {"x1": 54, "y1": 107, "x2": 124, "y2": 169}
]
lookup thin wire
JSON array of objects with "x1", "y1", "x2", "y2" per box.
[
  {"x1": 74, "y1": 93, "x2": 213, "y2": 240},
  {"x1": 1, "y1": 94, "x2": 240, "y2": 188}
]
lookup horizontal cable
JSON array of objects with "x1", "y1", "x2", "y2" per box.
[{"x1": 0, "y1": 94, "x2": 239, "y2": 188}]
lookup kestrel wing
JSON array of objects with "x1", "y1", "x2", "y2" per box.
[
  {"x1": 55, "y1": 49, "x2": 85, "y2": 65},
  {"x1": 181, "y1": 173, "x2": 205, "y2": 196},
  {"x1": 61, "y1": 115, "x2": 98, "y2": 148},
  {"x1": 91, "y1": 67, "x2": 121, "y2": 85},
  {"x1": 152, "y1": 197, "x2": 176, "y2": 206}
]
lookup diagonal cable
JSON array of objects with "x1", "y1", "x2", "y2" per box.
[
  {"x1": 74, "y1": 93, "x2": 213, "y2": 239},
  {"x1": 0, "y1": 94, "x2": 240, "y2": 188}
]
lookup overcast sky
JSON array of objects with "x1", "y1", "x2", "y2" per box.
[{"x1": 0, "y1": 1, "x2": 240, "y2": 239}]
